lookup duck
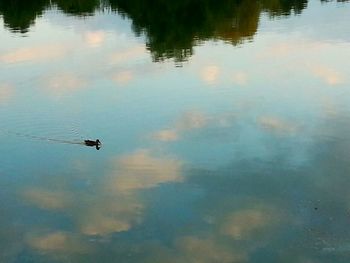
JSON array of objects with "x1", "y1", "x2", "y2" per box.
[{"x1": 84, "y1": 139, "x2": 101, "y2": 150}]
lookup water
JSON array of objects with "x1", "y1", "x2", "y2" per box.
[{"x1": 1, "y1": 0, "x2": 350, "y2": 262}]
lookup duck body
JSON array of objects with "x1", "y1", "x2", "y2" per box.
[{"x1": 84, "y1": 139, "x2": 101, "y2": 150}]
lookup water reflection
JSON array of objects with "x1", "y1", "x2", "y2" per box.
[
  {"x1": 0, "y1": 0, "x2": 309, "y2": 62},
  {"x1": 0, "y1": 83, "x2": 13, "y2": 104},
  {"x1": 0, "y1": 0, "x2": 48, "y2": 33},
  {"x1": 7, "y1": 113, "x2": 350, "y2": 262},
  {"x1": 1, "y1": 0, "x2": 350, "y2": 262},
  {"x1": 0, "y1": 45, "x2": 70, "y2": 64}
]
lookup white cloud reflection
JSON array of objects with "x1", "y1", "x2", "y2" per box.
[
  {"x1": 221, "y1": 207, "x2": 277, "y2": 240},
  {"x1": 110, "y1": 45, "x2": 147, "y2": 64},
  {"x1": 150, "y1": 111, "x2": 208, "y2": 142},
  {"x1": 106, "y1": 150, "x2": 183, "y2": 192},
  {"x1": 78, "y1": 194, "x2": 142, "y2": 235},
  {"x1": 310, "y1": 65, "x2": 345, "y2": 86},
  {"x1": 258, "y1": 116, "x2": 298, "y2": 135},
  {"x1": 258, "y1": 40, "x2": 330, "y2": 59},
  {"x1": 27, "y1": 231, "x2": 89, "y2": 254},
  {"x1": 175, "y1": 111, "x2": 208, "y2": 130},
  {"x1": 21, "y1": 150, "x2": 183, "y2": 237},
  {"x1": 175, "y1": 236, "x2": 245, "y2": 263},
  {"x1": 231, "y1": 71, "x2": 248, "y2": 86},
  {"x1": 0, "y1": 83, "x2": 14, "y2": 104},
  {"x1": 138, "y1": 236, "x2": 246, "y2": 263},
  {"x1": 112, "y1": 70, "x2": 133, "y2": 85},
  {"x1": 0, "y1": 45, "x2": 70, "y2": 64},
  {"x1": 80, "y1": 150, "x2": 182, "y2": 236},
  {"x1": 152, "y1": 129, "x2": 179, "y2": 141},
  {"x1": 257, "y1": 38, "x2": 348, "y2": 87},
  {"x1": 44, "y1": 73, "x2": 87, "y2": 97},
  {"x1": 22, "y1": 188, "x2": 73, "y2": 210},
  {"x1": 200, "y1": 65, "x2": 220, "y2": 84},
  {"x1": 151, "y1": 111, "x2": 236, "y2": 142},
  {"x1": 84, "y1": 31, "x2": 106, "y2": 48}
]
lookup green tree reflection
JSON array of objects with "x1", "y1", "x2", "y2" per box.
[
  {"x1": 55, "y1": 0, "x2": 100, "y2": 16},
  {"x1": 108, "y1": 0, "x2": 263, "y2": 62},
  {"x1": 0, "y1": 0, "x2": 308, "y2": 60},
  {"x1": 0, "y1": 0, "x2": 48, "y2": 33}
]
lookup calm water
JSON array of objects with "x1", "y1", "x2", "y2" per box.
[{"x1": 1, "y1": 0, "x2": 350, "y2": 262}]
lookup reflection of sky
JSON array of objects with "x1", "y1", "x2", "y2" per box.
[{"x1": 1, "y1": 1, "x2": 350, "y2": 262}]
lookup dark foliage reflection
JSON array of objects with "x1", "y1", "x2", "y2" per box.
[
  {"x1": 0, "y1": 0, "x2": 310, "y2": 61},
  {"x1": 109, "y1": 0, "x2": 311, "y2": 62},
  {"x1": 109, "y1": 0, "x2": 263, "y2": 62},
  {"x1": 3, "y1": 0, "x2": 346, "y2": 62}
]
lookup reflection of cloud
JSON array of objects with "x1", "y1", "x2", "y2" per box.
[
  {"x1": 80, "y1": 214, "x2": 131, "y2": 236},
  {"x1": 84, "y1": 31, "x2": 106, "y2": 47},
  {"x1": 110, "y1": 45, "x2": 147, "y2": 64},
  {"x1": 77, "y1": 149, "x2": 183, "y2": 236},
  {"x1": 152, "y1": 129, "x2": 179, "y2": 141},
  {"x1": 20, "y1": 150, "x2": 182, "y2": 237},
  {"x1": 175, "y1": 236, "x2": 245, "y2": 263},
  {"x1": 112, "y1": 70, "x2": 133, "y2": 85},
  {"x1": 201, "y1": 66, "x2": 220, "y2": 84},
  {"x1": 151, "y1": 111, "x2": 236, "y2": 142},
  {"x1": 259, "y1": 41, "x2": 329, "y2": 58},
  {"x1": 22, "y1": 188, "x2": 72, "y2": 210},
  {"x1": 27, "y1": 232, "x2": 88, "y2": 253},
  {"x1": 231, "y1": 71, "x2": 248, "y2": 85},
  {"x1": 176, "y1": 111, "x2": 208, "y2": 130},
  {"x1": 107, "y1": 150, "x2": 183, "y2": 192},
  {"x1": 0, "y1": 83, "x2": 14, "y2": 104},
  {"x1": 310, "y1": 65, "x2": 344, "y2": 85},
  {"x1": 78, "y1": 194, "x2": 142, "y2": 236},
  {"x1": 0, "y1": 45, "x2": 69, "y2": 64},
  {"x1": 136, "y1": 235, "x2": 245, "y2": 263},
  {"x1": 258, "y1": 40, "x2": 346, "y2": 86},
  {"x1": 152, "y1": 111, "x2": 208, "y2": 142},
  {"x1": 320, "y1": 97, "x2": 338, "y2": 117},
  {"x1": 258, "y1": 116, "x2": 298, "y2": 134},
  {"x1": 221, "y1": 208, "x2": 276, "y2": 240},
  {"x1": 45, "y1": 73, "x2": 87, "y2": 96}
]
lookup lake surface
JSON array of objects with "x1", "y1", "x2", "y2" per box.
[{"x1": 1, "y1": 0, "x2": 350, "y2": 262}]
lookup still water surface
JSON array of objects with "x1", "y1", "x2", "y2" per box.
[{"x1": 1, "y1": 0, "x2": 350, "y2": 262}]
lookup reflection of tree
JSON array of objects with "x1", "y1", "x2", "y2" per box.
[
  {"x1": 108, "y1": 0, "x2": 261, "y2": 62},
  {"x1": 0, "y1": 0, "x2": 48, "y2": 33},
  {"x1": 54, "y1": 0, "x2": 100, "y2": 16},
  {"x1": 0, "y1": 0, "x2": 98, "y2": 33},
  {"x1": 261, "y1": 0, "x2": 307, "y2": 16},
  {"x1": 108, "y1": 0, "x2": 308, "y2": 62},
  {"x1": 0, "y1": 0, "x2": 307, "y2": 60}
]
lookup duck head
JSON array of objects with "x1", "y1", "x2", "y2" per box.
[{"x1": 95, "y1": 139, "x2": 101, "y2": 150}]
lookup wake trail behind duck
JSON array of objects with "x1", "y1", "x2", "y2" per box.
[{"x1": 1, "y1": 129, "x2": 85, "y2": 146}]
